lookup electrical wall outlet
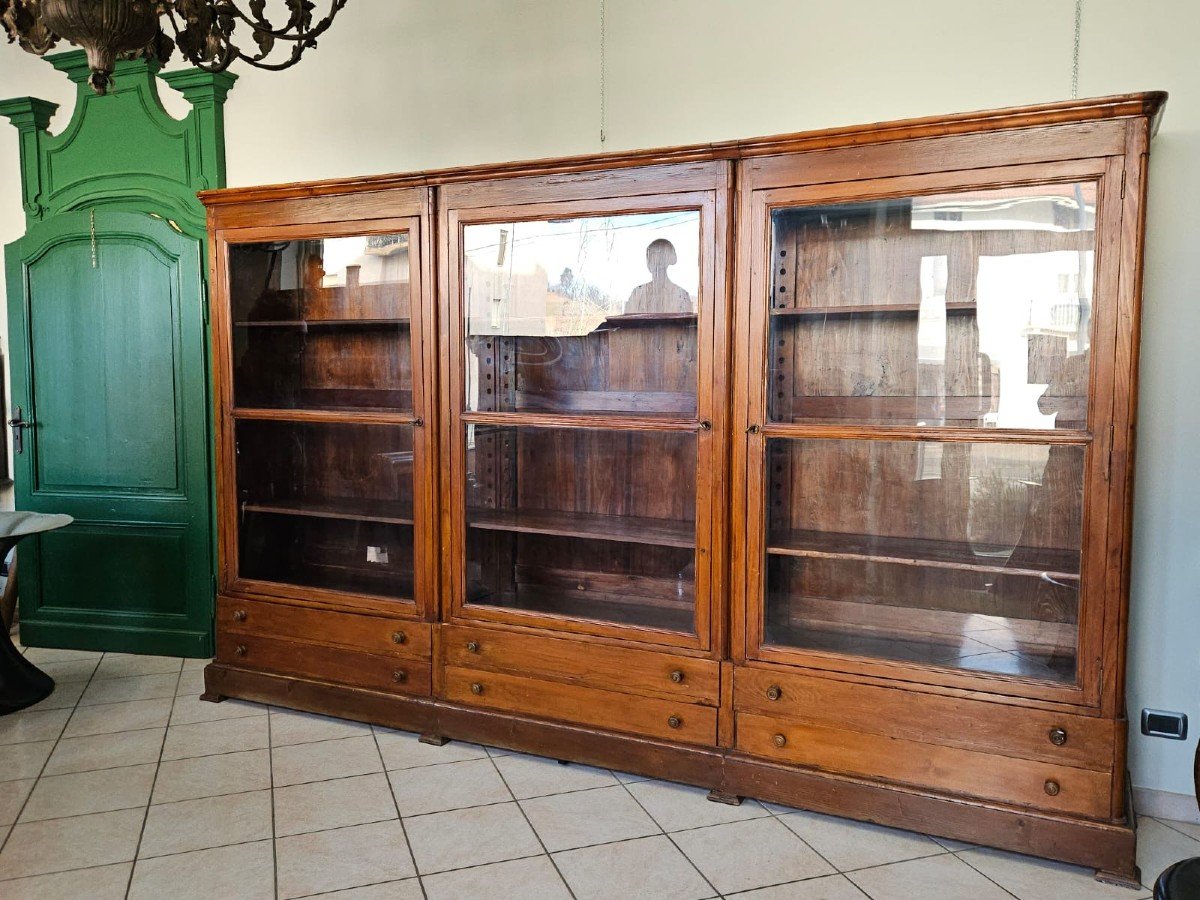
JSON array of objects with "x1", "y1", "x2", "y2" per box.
[{"x1": 1141, "y1": 708, "x2": 1188, "y2": 740}]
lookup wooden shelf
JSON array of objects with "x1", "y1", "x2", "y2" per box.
[
  {"x1": 767, "y1": 529, "x2": 1080, "y2": 581},
  {"x1": 467, "y1": 508, "x2": 694, "y2": 549},
  {"x1": 771, "y1": 302, "x2": 977, "y2": 318},
  {"x1": 234, "y1": 318, "x2": 409, "y2": 328},
  {"x1": 601, "y1": 312, "x2": 697, "y2": 326},
  {"x1": 472, "y1": 585, "x2": 694, "y2": 634},
  {"x1": 242, "y1": 497, "x2": 414, "y2": 526}
]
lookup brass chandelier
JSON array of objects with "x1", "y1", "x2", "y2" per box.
[{"x1": 0, "y1": 0, "x2": 347, "y2": 94}]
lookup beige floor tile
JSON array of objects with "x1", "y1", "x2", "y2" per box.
[
  {"x1": 626, "y1": 780, "x2": 769, "y2": 832},
  {"x1": 19, "y1": 763, "x2": 156, "y2": 822},
  {"x1": 554, "y1": 834, "x2": 715, "y2": 900},
  {"x1": 0, "y1": 861, "x2": 132, "y2": 900},
  {"x1": 276, "y1": 820, "x2": 416, "y2": 898},
  {"x1": 673, "y1": 817, "x2": 834, "y2": 895},
  {"x1": 846, "y1": 853, "x2": 1014, "y2": 900},
  {"x1": 522, "y1": 784, "x2": 660, "y2": 852},
  {"x1": 152, "y1": 748, "x2": 271, "y2": 804},
  {"x1": 493, "y1": 752, "x2": 619, "y2": 799},
  {"x1": 270, "y1": 709, "x2": 372, "y2": 746},
  {"x1": 175, "y1": 668, "x2": 207, "y2": 697},
  {"x1": 727, "y1": 874, "x2": 869, "y2": 898},
  {"x1": 424, "y1": 854, "x2": 572, "y2": 900},
  {"x1": 308, "y1": 879, "x2": 424, "y2": 899},
  {"x1": 612, "y1": 769, "x2": 654, "y2": 784},
  {"x1": 0, "y1": 807, "x2": 144, "y2": 878},
  {"x1": 275, "y1": 772, "x2": 397, "y2": 836},
  {"x1": 1160, "y1": 818, "x2": 1200, "y2": 842},
  {"x1": 0, "y1": 708, "x2": 71, "y2": 745},
  {"x1": 182, "y1": 656, "x2": 212, "y2": 671},
  {"x1": 128, "y1": 839, "x2": 274, "y2": 900},
  {"x1": 23, "y1": 680, "x2": 86, "y2": 710},
  {"x1": 0, "y1": 740, "x2": 54, "y2": 782},
  {"x1": 272, "y1": 734, "x2": 383, "y2": 787},
  {"x1": 169, "y1": 695, "x2": 266, "y2": 727},
  {"x1": 29, "y1": 658, "x2": 99, "y2": 684},
  {"x1": 959, "y1": 846, "x2": 1153, "y2": 899},
  {"x1": 387, "y1": 757, "x2": 510, "y2": 816},
  {"x1": 23, "y1": 647, "x2": 102, "y2": 665},
  {"x1": 0, "y1": 778, "x2": 35, "y2": 826},
  {"x1": 931, "y1": 835, "x2": 977, "y2": 852},
  {"x1": 79, "y1": 673, "x2": 178, "y2": 707},
  {"x1": 485, "y1": 744, "x2": 515, "y2": 757},
  {"x1": 1135, "y1": 817, "x2": 1200, "y2": 889},
  {"x1": 140, "y1": 790, "x2": 273, "y2": 858},
  {"x1": 44, "y1": 728, "x2": 165, "y2": 776},
  {"x1": 405, "y1": 801, "x2": 543, "y2": 874},
  {"x1": 161, "y1": 716, "x2": 269, "y2": 760},
  {"x1": 779, "y1": 809, "x2": 944, "y2": 871},
  {"x1": 94, "y1": 653, "x2": 183, "y2": 679},
  {"x1": 373, "y1": 727, "x2": 490, "y2": 769},
  {"x1": 62, "y1": 698, "x2": 173, "y2": 738}
]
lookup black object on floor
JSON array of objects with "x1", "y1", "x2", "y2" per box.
[
  {"x1": 1155, "y1": 858, "x2": 1200, "y2": 899},
  {"x1": 0, "y1": 511, "x2": 72, "y2": 715}
]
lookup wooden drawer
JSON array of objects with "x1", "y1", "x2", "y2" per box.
[
  {"x1": 735, "y1": 666, "x2": 1115, "y2": 771},
  {"x1": 737, "y1": 712, "x2": 1111, "y2": 819},
  {"x1": 444, "y1": 665, "x2": 717, "y2": 746},
  {"x1": 218, "y1": 595, "x2": 431, "y2": 661},
  {"x1": 216, "y1": 631, "x2": 431, "y2": 697},
  {"x1": 442, "y1": 625, "x2": 718, "y2": 705}
]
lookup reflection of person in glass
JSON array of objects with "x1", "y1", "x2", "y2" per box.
[{"x1": 625, "y1": 239, "x2": 693, "y2": 314}]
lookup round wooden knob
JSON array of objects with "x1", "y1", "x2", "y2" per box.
[
  {"x1": 470, "y1": 682, "x2": 483, "y2": 695},
  {"x1": 773, "y1": 733, "x2": 787, "y2": 748},
  {"x1": 232, "y1": 610, "x2": 247, "y2": 622},
  {"x1": 391, "y1": 631, "x2": 406, "y2": 645},
  {"x1": 667, "y1": 715, "x2": 682, "y2": 729},
  {"x1": 234, "y1": 645, "x2": 247, "y2": 657},
  {"x1": 392, "y1": 670, "x2": 407, "y2": 683},
  {"x1": 765, "y1": 685, "x2": 782, "y2": 701},
  {"x1": 1044, "y1": 779, "x2": 1061, "y2": 796},
  {"x1": 669, "y1": 670, "x2": 684, "y2": 684},
  {"x1": 466, "y1": 641, "x2": 480, "y2": 653},
  {"x1": 1048, "y1": 727, "x2": 1068, "y2": 746}
]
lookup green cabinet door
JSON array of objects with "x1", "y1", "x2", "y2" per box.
[{"x1": 6, "y1": 209, "x2": 213, "y2": 656}]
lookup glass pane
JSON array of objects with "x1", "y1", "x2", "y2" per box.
[
  {"x1": 464, "y1": 424, "x2": 697, "y2": 633},
  {"x1": 764, "y1": 438, "x2": 1083, "y2": 683},
  {"x1": 237, "y1": 420, "x2": 415, "y2": 600},
  {"x1": 230, "y1": 235, "x2": 413, "y2": 412},
  {"x1": 462, "y1": 212, "x2": 700, "y2": 417},
  {"x1": 769, "y1": 184, "x2": 1095, "y2": 428}
]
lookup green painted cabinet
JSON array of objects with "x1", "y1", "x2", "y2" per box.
[{"x1": 1, "y1": 51, "x2": 235, "y2": 656}]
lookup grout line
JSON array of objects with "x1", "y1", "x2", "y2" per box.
[
  {"x1": 266, "y1": 705, "x2": 279, "y2": 900},
  {"x1": 950, "y1": 849, "x2": 1025, "y2": 900},
  {"x1": 489, "y1": 752, "x2": 578, "y2": 899},
  {"x1": 123, "y1": 655, "x2": 184, "y2": 898},
  {"x1": 369, "y1": 723, "x2": 426, "y2": 899},
  {"x1": 1152, "y1": 817, "x2": 1200, "y2": 845},
  {"x1": 617, "y1": 779, "x2": 721, "y2": 898}
]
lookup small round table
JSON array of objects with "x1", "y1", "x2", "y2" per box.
[
  {"x1": 0, "y1": 511, "x2": 73, "y2": 715},
  {"x1": 1154, "y1": 743, "x2": 1200, "y2": 899}
]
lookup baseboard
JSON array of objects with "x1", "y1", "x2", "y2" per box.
[{"x1": 1134, "y1": 786, "x2": 1200, "y2": 825}]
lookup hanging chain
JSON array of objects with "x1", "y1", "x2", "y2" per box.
[
  {"x1": 89, "y1": 208, "x2": 97, "y2": 269},
  {"x1": 599, "y1": 0, "x2": 607, "y2": 144},
  {"x1": 1071, "y1": 0, "x2": 1083, "y2": 100}
]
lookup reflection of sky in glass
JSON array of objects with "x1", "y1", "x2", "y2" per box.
[{"x1": 463, "y1": 212, "x2": 700, "y2": 314}]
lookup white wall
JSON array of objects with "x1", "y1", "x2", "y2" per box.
[{"x1": 1, "y1": 0, "x2": 1196, "y2": 803}]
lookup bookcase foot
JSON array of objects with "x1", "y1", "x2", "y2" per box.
[
  {"x1": 419, "y1": 733, "x2": 449, "y2": 746},
  {"x1": 707, "y1": 789, "x2": 743, "y2": 806}
]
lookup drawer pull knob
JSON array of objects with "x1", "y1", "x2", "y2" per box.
[
  {"x1": 393, "y1": 670, "x2": 407, "y2": 683},
  {"x1": 773, "y1": 733, "x2": 787, "y2": 748},
  {"x1": 392, "y1": 631, "x2": 406, "y2": 645},
  {"x1": 232, "y1": 610, "x2": 247, "y2": 622},
  {"x1": 667, "y1": 715, "x2": 682, "y2": 729},
  {"x1": 1048, "y1": 727, "x2": 1068, "y2": 746},
  {"x1": 466, "y1": 641, "x2": 480, "y2": 653},
  {"x1": 765, "y1": 685, "x2": 782, "y2": 701},
  {"x1": 669, "y1": 670, "x2": 684, "y2": 684},
  {"x1": 1044, "y1": 779, "x2": 1061, "y2": 796},
  {"x1": 470, "y1": 682, "x2": 484, "y2": 695},
  {"x1": 234, "y1": 644, "x2": 247, "y2": 657}
]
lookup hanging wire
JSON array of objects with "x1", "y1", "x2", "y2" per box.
[
  {"x1": 1071, "y1": 0, "x2": 1083, "y2": 100},
  {"x1": 599, "y1": 0, "x2": 607, "y2": 144},
  {"x1": 89, "y1": 208, "x2": 97, "y2": 269}
]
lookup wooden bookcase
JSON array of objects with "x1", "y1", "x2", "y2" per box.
[{"x1": 201, "y1": 93, "x2": 1164, "y2": 885}]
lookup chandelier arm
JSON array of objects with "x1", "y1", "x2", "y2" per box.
[{"x1": 220, "y1": 0, "x2": 347, "y2": 42}]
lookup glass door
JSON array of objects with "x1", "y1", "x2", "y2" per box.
[
  {"x1": 221, "y1": 224, "x2": 431, "y2": 611},
  {"x1": 743, "y1": 162, "x2": 1122, "y2": 703},
  {"x1": 447, "y1": 193, "x2": 722, "y2": 650}
]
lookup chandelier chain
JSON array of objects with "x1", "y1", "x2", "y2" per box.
[
  {"x1": 89, "y1": 208, "x2": 97, "y2": 270},
  {"x1": 1071, "y1": 0, "x2": 1083, "y2": 100},
  {"x1": 600, "y1": 0, "x2": 607, "y2": 144}
]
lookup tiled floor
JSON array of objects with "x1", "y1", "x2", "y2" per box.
[{"x1": 0, "y1": 645, "x2": 1196, "y2": 899}]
